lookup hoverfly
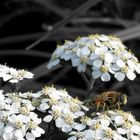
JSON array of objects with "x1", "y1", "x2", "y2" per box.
[{"x1": 84, "y1": 91, "x2": 127, "y2": 111}]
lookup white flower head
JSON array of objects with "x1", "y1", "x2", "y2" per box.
[
  {"x1": 47, "y1": 34, "x2": 140, "y2": 82},
  {"x1": 0, "y1": 64, "x2": 34, "y2": 83}
]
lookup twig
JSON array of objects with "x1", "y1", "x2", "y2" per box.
[
  {"x1": 1, "y1": 24, "x2": 140, "y2": 46},
  {"x1": 25, "y1": 0, "x2": 101, "y2": 50},
  {"x1": 0, "y1": 49, "x2": 51, "y2": 58},
  {"x1": 80, "y1": 72, "x2": 90, "y2": 90},
  {"x1": 115, "y1": 25, "x2": 140, "y2": 39},
  {"x1": 32, "y1": 0, "x2": 67, "y2": 17},
  {"x1": 0, "y1": 27, "x2": 117, "y2": 45},
  {"x1": 89, "y1": 78, "x2": 95, "y2": 91},
  {"x1": 72, "y1": 17, "x2": 138, "y2": 27}
]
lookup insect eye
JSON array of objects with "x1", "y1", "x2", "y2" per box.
[{"x1": 120, "y1": 94, "x2": 127, "y2": 104}]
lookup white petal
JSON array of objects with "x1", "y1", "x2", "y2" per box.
[
  {"x1": 110, "y1": 64, "x2": 120, "y2": 73},
  {"x1": 39, "y1": 103, "x2": 49, "y2": 110},
  {"x1": 63, "y1": 108, "x2": 70, "y2": 114},
  {"x1": 100, "y1": 119, "x2": 110, "y2": 127},
  {"x1": 61, "y1": 50, "x2": 72, "y2": 60},
  {"x1": 77, "y1": 64, "x2": 86, "y2": 72},
  {"x1": 72, "y1": 123, "x2": 86, "y2": 131},
  {"x1": 117, "y1": 128, "x2": 127, "y2": 135},
  {"x1": 71, "y1": 57, "x2": 80, "y2": 67},
  {"x1": 36, "y1": 127, "x2": 45, "y2": 134},
  {"x1": 3, "y1": 132, "x2": 13, "y2": 140},
  {"x1": 135, "y1": 63, "x2": 140, "y2": 74},
  {"x1": 126, "y1": 71, "x2": 136, "y2": 80},
  {"x1": 131, "y1": 135, "x2": 140, "y2": 140},
  {"x1": 93, "y1": 59, "x2": 102, "y2": 68},
  {"x1": 67, "y1": 136, "x2": 77, "y2": 140},
  {"x1": 127, "y1": 60, "x2": 135, "y2": 70},
  {"x1": 31, "y1": 129, "x2": 41, "y2": 137},
  {"x1": 55, "y1": 118, "x2": 64, "y2": 128},
  {"x1": 47, "y1": 59, "x2": 60, "y2": 69},
  {"x1": 62, "y1": 124, "x2": 72, "y2": 132},
  {"x1": 90, "y1": 53, "x2": 98, "y2": 60},
  {"x1": 4, "y1": 125, "x2": 14, "y2": 133},
  {"x1": 105, "y1": 53, "x2": 113, "y2": 63},
  {"x1": 2, "y1": 74, "x2": 12, "y2": 81},
  {"x1": 98, "y1": 35, "x2": 109, "y2": 41},
  {"x1": 92, "y1": 70, "x2": 101, "y2": 79},
  {"x1": 85, "y1": 130, "x2": 95, "y2": 138},
  {"x1": 114, "y1": 72, "x2": 125, "y2": 81},
  {"x1": 20, "y1": 115, "x2": 30, "y2": 123},
  {"x1": 101, "y1": 72, "x2": 111, "y2": 81},
  {"x1": 14, "y1": 129, "x2": 24, "y2": 138},
  {"x1": 55, "y1": 47, "x2": 64, "y2": 57},
  {"x1": 81, "y1": 47, "x2": 90, "y2": 56},
  {"x1": 114, "y1": 116, "x2": 124, "y2": 125},
  {"x1": 43, "y1": 115, "x2": 53, "y2": 122},
  {"x1": 131, "y1": 125, "x2": 140, "y2": 134},
  {"x1": 116, "y1": 60, "x2": 125, "y2": 67},
  {"x1": 26, "y1": 132, "x2": 35, "y2": 140},
  {"x1": 0, "y1": 123, "x2": 4, "y2": 130},
  {"x1": 9, "y1": 79, "x2": 19, "y2": 83},
  {"x1": 95, "y1": 39, "x2": 102, "y2": 47},
  {"x1": 24, "y1": 72, "x2": 34, "y2": 79}
]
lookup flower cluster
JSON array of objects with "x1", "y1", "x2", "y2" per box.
[
  {"x1": 47, "y1": 34, "x2": 140, "y2": 81},
  {"x1": 0, "y1": 90, "x2": 44, "y2": 140},
  {"x1": 68, "y1": 110, "x2": 140, "y2": 140},
  {"x1": 0, "y1": 85, "x2": 89, "y2": 140},
  {"x1": 0, "y1": 64, "x2": 34, "y2": 83},
  {"x1": 26, "y1": 86, "x2": 89, "y2": 133},
  {"x1": 1, "y1": 84, "x2": 140, "y2": 140}
]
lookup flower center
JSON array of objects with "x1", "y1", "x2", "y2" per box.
[
  {"x1": 80, "y1": 56, "x2": 88, "y2": 64},
  {"x1": 52, "y1": 110, "x2": 61, "y2": 119},
  {"x1": 89, "y1": 45, "x2": 96, "y2": 51},
  {"x1": 1, "y1": 115, "x2": 8, "y2": 124},
  {"x1": 70, "y1": 104, "x2": 80, "y2": 113},
  {"x1": 32, "y1": 98, "x2": 41, "y2": 107},
  {"x1": 20, "y1": 106, "x2": 30, "y2": 116},
  {"x1": 92, "y1": 122, "x2": 101, "y2": 130},
  {"x1": 49, "y1": 98, "x2": 58, "y2": 106},
  {"x1": 15, "y1": 121, "x2": 23, "y2": 129},
  {"x1": 28, "y1": 120, "x2": 37, "y2": 129},
  {"x1": 121, "y1": 66, "x2": 128, "y2": 73},
  {"x1": 124, "y1": 121, "x2": 131, "y2": 129},
  {"x1": 64, "y1": 115, "x2": 74, "y2": 125},
  {"x1": 100, "y1": 65, "x2": 109, "y2": 72},
  {"x1": 105, "y1": 129, "x2": 113, "y2": 139},
  {"x1": 80, "y1": 116, "x2": 89, "y2": 125}
]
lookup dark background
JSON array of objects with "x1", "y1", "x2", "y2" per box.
[{"x1": 0, "y1": 0, "x2": 140, "y2": 121}]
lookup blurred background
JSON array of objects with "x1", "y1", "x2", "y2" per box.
[{"x1": 0, "y1": 0, "x2": 140, "y2": 120}]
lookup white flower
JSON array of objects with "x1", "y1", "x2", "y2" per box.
[
  {"x1": 47, "y1": 34, "x2": 140, "y2": 82},
  {"x1": 68, "y1": 129, "x2": 95, "y2": 140},
  {"x1": 69, "y1": 110, "x2": 140, "y2": 140},
  {"x1": 0, "y1": 64, "x2": 34, "y2": 83},
  {"x1": 3, "y1": 114, "x2": 26, "y2": 140},
  {"x1": 92, "y1": 65, "x2": 111, "y2": 81}
]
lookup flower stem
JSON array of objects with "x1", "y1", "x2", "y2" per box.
[
  {"x1": 81, "y1": 72, "x2": 90, "y2": 89},
  {"x1": 88, "y1": 77, "x2": 95, "y2": 97},
  {"x1": 80, "y1": 72, "x2": 95, "y2": 98}
]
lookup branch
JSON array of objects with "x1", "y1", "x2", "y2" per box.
[
  {"x1": 32, "y1": 0, "x2": 67, "y2": 17},
  {"x1": 0, "y1": 49, "x2": 51, "y2": 58},
  {"x1": 0, "y1": 27, "x2": 117, "y2": 45},
  {"x1": 72, "y1": 18, "x2": 138, "y2": 27},
  {"x1": 25, "y1": 0, "x2": 102, "y2": 50}
]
